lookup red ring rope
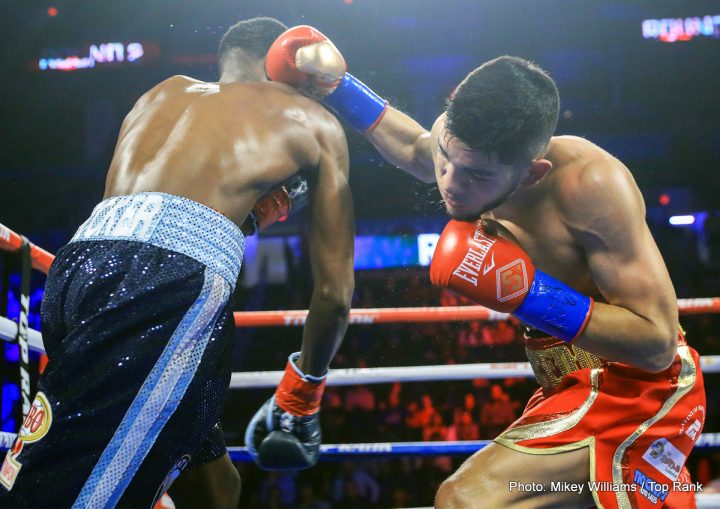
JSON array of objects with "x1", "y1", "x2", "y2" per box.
[{"x1": 1, "y1": 223, "x2": 718, "y2": 326}]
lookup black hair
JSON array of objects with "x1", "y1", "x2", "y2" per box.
[
  {"x1": 445, "y1": 56, "x2": 560, "y2": 164},
  {"x1": 218, "y1": 17, "x2": 288, "y2": 67}
]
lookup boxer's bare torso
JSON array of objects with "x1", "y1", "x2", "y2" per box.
[
  {"x1": 429, "y1": 117, "x2": 672, "y2": 303},
  {"x1": 482, "y1": 137, "x2": 607, "y2": 297},
  {"x1": 105, "y1": 75, "x2": 340, "y2": 228}
]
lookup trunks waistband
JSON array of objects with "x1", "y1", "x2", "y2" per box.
[
  {"x1": 524, "y1": 327, "x2": 689, "y2": 392},
  {"x1": 524, "y1": 337, "x2": 604, "y2": 393},
  {"x1": 70, "y1": 192, "x2": 244, "y2": 288}
]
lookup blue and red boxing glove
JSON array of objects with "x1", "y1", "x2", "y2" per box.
[
  {"x1": 430, "y1": 219, "x2": 594, "y2": 343},
  {"x1": 244, "y1": 352, "x2": 327, "y2": 471},
  {"x1": 265, "y1": 25, "x2": 388, "y2": 132}
]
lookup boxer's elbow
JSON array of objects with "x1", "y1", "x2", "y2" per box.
[
  {"x1": 315, "y1": 281, "x2": 353, "y2": 318},
  {"x1": 643, "y1": 325, "x2": 678, "y2": 373},
  {"x1": 646, "y1": 341, "x2": 677, "y2": 373}
]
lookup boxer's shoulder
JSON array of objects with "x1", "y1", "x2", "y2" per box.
[
  {"x1": 551, "y1": 138, "x2": 640, "y2": 219},
  {"x1": 236, "y1": 81, "x2": 343, "y2": 130},
  {"x1": 128, "y1": 75, "x2": 204, "y2": 113},
  {"x1": 550, "y1": 135, "x2": 622, "y2": 171},
  {"x1": 150, "y1": 74, "x2": 203, "y2": 96}
]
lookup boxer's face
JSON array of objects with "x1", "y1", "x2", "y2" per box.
[{"x1": 436, "y1": 127, "x2": 525, "y2": 220}]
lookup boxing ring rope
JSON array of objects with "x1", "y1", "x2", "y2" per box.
[
  {"x1": 5, "y1": 425, "x2": 720, "y2": 508},
  {"x1": 0, "y1": 220, "x2": 718, "y2": 329},
  {"x1": 4, "y1": 304, "x2": 720, "y2": 360},
  {"x1": 0, "y1": 315, "x2": 45, "y2": 353},
  {"x1": 2, "y1": 430, "x2": 720, "y2": 462},
  {"x1": 3, "y1": 223, "x2": 720, "y2": 506},
  {"x1": 3, "y1": 317, "x2": 720, "y2": 386},
  {"x1": 232, "y1": 298, "x2": 720, "y2": 327},
  {"x1": 0, "y1": 223, "x2": 54, "y2": 275}
]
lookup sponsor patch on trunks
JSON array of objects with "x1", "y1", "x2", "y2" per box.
[
  {"x1": 679, "y1": 405, "x2": 705, "y2": 442},
  {"x1": 633, "y1": 469, "x2": 670, "y2": 504},
  {"x1": 1, "y1": 392, "x2": 53, "y2": 491},
  {"x1": 0, "y1": 440, "x2": 24, "y2": 491},
  {"x1": 18, "y1": 392, "x2": 53, "y2": 443},
  {"x1": 642, "y1": 438, "x2": 686, "y2": 481}
]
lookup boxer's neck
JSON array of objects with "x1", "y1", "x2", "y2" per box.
[{"x1": 219, "y1": 50, "x2": 266, "y2": 84}]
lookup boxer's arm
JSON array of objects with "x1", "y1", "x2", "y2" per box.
[
  {"x1": 243, "y1": 112, "x2": 353, "y2": 472},
  {"x1": 562, "y1": 161, "x2": 678, "y2": 372},
  {"x1": 299, "y1": 115, "x2": 355, "y2": 377},
  {"x1": 266, "y1": 25, "x2": 435, "y2": 183},
  {"x1": 365, "y1": 108, "x2": 435, "y2": 183}
]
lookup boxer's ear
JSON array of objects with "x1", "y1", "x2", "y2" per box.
[{"x1": 521, "y1": 159, "x2": 552, "y2": 187}]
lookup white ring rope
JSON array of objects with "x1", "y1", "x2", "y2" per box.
[
  {"x1": 231, "y1": 356, "x2": 720, "y2": 388},
  {"x1": 0, "y1": 316, "x2": 44, "y2": 353},
  {"x1": 4, "y1": 315, "x2": 720, "y2": 388}
]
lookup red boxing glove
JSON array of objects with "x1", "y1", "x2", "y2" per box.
[
  {"x1": 242, "y1": 186, "x2": 292, "y2": 235},
  {"x1": 241, "y1": 173, "x2": 309, "y2": 236},
  {"x1": 430, "y1": 219, "x2": 535, "y2": 313},
  {"x1": 266, "y1": 25, "x2": 388, "y2": 132},
  {"x1": 430, "y1": 219, "x2": 594, "y2": 342},
  {"x1": 265, "y1": 25, "x2": 346, "y2": 89}
]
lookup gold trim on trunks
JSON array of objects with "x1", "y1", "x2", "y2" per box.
[
  {"x1": 525, "y1": 341, "x2": 604, "y2": 393},
  {"x1": 497, "y1": 367, "x2": 601, "y2": 442},
  {"x1": 493, "y1": 436, "x2": 606, "y2": 509},
  {"x1": 610, "y1": 345, "x2": 696, "y2": 509}
]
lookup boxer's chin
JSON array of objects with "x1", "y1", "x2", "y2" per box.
[
  {"x1": 445, "y1": 197, "x2": 498, "y2": 221},
  {"x1": 446, "y1": 205, "x2": 482, "y2": 222},
  {"x1": 445, "y1": 187, "x2": 518, "y2": 221}
]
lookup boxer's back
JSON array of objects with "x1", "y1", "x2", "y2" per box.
[{"x1": 105, "y1": 75, "x2": 333, "y2": 226}]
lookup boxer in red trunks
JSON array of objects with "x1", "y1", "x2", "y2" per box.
[{"x1": 264, "y1": 26, "x2": 706, "y2": 508}]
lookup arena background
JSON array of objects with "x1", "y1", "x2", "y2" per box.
[{"x1": 1, "y1": 1, "x2": 719, "y2": 507}]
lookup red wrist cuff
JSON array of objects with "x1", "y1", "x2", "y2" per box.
[
  {"x1": 275, "y1": 360, "x2": 326, "y2": 416},
  {"x1": 568, "y1": 297, "x2": 595, "y2": 344}
]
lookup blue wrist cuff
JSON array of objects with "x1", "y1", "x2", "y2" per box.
[
  {"x1": 323, "y1": 73, "x2": 388, "y2": 132},
  {"x1": 288, "y1": 352, "x2": 327, "y2": 383},
  {"x1": 513, "y1": 271, "x2": 593, "y2": 343}
]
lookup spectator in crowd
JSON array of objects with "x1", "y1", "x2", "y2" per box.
[
  {"x1": 379, "y1": 389, "x2": 407, "y2": 441},
  {"x1": 493, "y1": 320, "x2": 516, "y2": 346},
  {"x1": 344, "y1": 384, "x2": 376, "y2": 412},
  {"x1": 405, "y1": 401, "x2": 426, "y2": 440},
  {"x1": 453, "y1": 408, "x2": 480, "y2": 441},
  {"x1": 480, "y1": 384, "x2": 517, "y2": 438},
  {"x1": 331, "y1": 462, "x2": 381, "y2": 508},
  {"x1": 418, "y1": 393, "x2": 440, "y2": 427},
  {"x1": 423, "y1": 413, "x2": 449, "y2": 442},
  {"x1": 260, "y1": 472, "x2": 297, "y2": 508},
  {"x1": 297, "y1": 484, "x2": 331, "y2": 509}
]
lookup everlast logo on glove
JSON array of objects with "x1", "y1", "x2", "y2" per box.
[
  {"x1": 430, "y1": 219, "x2": 536, "y2": 314},
  {"x1": 430, "y1": 218, "x2": 593, "y2": 343},
  {"x1": 451, "y1": 225, "x2": 496, "y2": 286}
]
